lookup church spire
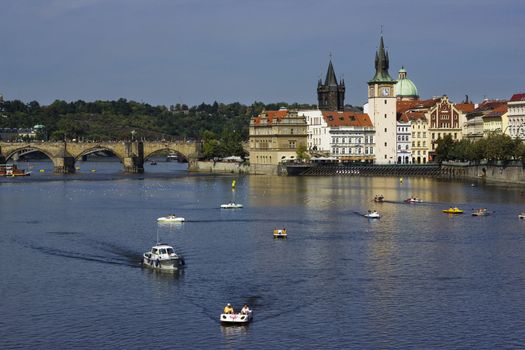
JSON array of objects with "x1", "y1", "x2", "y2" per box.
[
  {"x1": 317, "y1": 58, "x2": 345, "y2": 111},
  {"x1": 369, "y1": 35, "x2": 394, "y2": 84}
]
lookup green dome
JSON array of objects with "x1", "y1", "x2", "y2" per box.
[{"x1": 395, "y1": 67, "x2": 419, "y2": 98}]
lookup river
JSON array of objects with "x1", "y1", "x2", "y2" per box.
[{"x1": 1, "y1": 160, "x2": 525, "y2": 349}]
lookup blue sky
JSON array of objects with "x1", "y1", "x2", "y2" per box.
[{"x1": 1, "y1": 0, "x2": 523, "y2": 107}]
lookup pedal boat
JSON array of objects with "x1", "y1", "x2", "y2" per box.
[
  {"x1": 157, "y1": 215, "x2": 185, "y2": 222},
  {"x1": 142, "y1": 243, "x2": 184, "y2": 272},
  {"x1": 273, "y1": 228, "x2": 287, "y2": 238},
  {"x1": 472, "y1": 208, "x2": 490, "y2": 216},
  {"x1": 519, "y1": 213, "x2": 525, "y2": 219},
  {"x1": 364, "y1": 211, "x2": 381, "y2": 219},
  {"x1": 373, "y1": 195, "x2": 384, "y2": 203},
  {"x1": 404, "y1": 197, "x2": 423, "y2": 203},
  {"x1": 442, "y1": 207, "x2": 464, "y2": 214},
  {"x1": 220, "y1": 311, "x2": 253, "y2": 325}
]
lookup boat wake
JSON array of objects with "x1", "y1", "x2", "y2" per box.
[{"x1": 27, "y1": 243, "x2": 142, "y2": 268}]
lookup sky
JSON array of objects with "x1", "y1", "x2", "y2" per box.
[{"x1": 0, "y1": 0, "x2": 524, "y2": 107}]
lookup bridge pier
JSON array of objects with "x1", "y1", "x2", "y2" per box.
[
  {"x1": 54, "y1": 156, "x2": 76, "y2": 174},
  {"x1": 123, "y1": 156, "x2": 144, "y2": 173}
]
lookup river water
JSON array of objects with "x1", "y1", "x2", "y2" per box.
[{"x1": 1, "y1": 160, "x2": 525, "y2": 349}]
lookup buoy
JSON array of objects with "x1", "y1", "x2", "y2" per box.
[
  {"x1": 232, "y1": 179, "x2": 236, "y2": 189},
  {"x1": 91, "y1": 169, "x2": 96, "y2": 173},
  {"x1": 39, "y1": 169, "x2": 45, "y2": 173},
  {"x1": 399, "y1": 177, "x2": 403, "y2": 183}
]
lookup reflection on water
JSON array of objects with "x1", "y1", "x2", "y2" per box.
[{"x1": 2, "y1": 162, "x2": 525, "y2": 349}]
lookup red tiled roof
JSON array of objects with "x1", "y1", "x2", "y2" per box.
[
  {"x1": 322, "y1": 111, "x2": 373, "y2": 128},
  {"x1": 252, "y1": 109, "x2": 289, "y2": 125},
  {"x1": 396, "y1": 98, "x2": 439, "y2": 113},
  {"x1": 484, "y1": 104, "x2": 508, "y2": 118},
  {"x1": 455, "y1": 103, "x2": 475, "y2": 113},
  {"x1": 399, "y1": 111, "x2": 427, "y2": 123},
  {"x1": 510, "y1": 93, "x2": 525, "y2": 102},
  {"x1": 471, "y1": 100, "x2": 507, "y2": 113}
]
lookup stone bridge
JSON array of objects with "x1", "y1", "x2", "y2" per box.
[{"x1": 0, "y1": 140, "x2": 201, "y2": 173}]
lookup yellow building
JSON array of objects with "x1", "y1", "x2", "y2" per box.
[{"x1": 249, "y1": 109, "x2": 308, "y2": 169}]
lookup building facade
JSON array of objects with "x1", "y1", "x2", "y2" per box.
[
  {"x1": 300, "y1": 109, "x2": 330, "y2": 153},
  {"x1": 249, "y1": 109, "x2": 308, "y2": 166},
  {"x1": 507, "y1": 93, "x2": 525, "y2": 139},
  {"x1": 396, "y1": 119, "x2": 411, "y2": 164},
  {"x1": 323, "y1": 111, "x2": 375, "y2": 162}
]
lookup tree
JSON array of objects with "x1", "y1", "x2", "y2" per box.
[
  {"x1": 296, "y1": 143, "x2": 310, "y2": 162},
  {"x1": 434, "y1": 134, "x2": 455, "y2": 163}
]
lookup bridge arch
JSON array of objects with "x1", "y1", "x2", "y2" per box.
[
  {"x1": 75, "y1": 146, "x2": 124, "y2": 163},
  {"x1": 5, "y1": 146, "x2": 55, "y2": 163},
  {"x1": 143, "y1": 147, "x2": 188, "y2": 162}
]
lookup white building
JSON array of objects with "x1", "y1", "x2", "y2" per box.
[
  {"x1": 323, "y1": 111, "x2": 375, "y2": 162},
  {"x1": 299, "y1": 109, "x2": 330, "y2": 154},
  {"x1": 396, "y1": 119, "x2": 411, "y2": 164},
  {"x1": 507, "y1": 93, "x2": 525, "y2": 139}
]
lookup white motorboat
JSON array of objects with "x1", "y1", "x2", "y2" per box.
[
  {"x1": 220, "y1": 311, "x2": 253, "y2": 325},
  {"x1": 519, "y1": 213, "x2": 525, "y2": 219},
  {"x1": 220, "y1": 202, "x2": 243, "y2": 209},
  {"x1": 142, "y1": 243, "x2": 184, "y2": 272},
  {"x1": 157, "y1": 215, "x2": 185, "y2": 222},
  {"x1": 364, "y1": 211, "x2": 381, "y2": 219}
]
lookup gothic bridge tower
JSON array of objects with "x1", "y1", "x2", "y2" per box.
[{"x1": 317, "y1": 60, "x2": 345, "y2": 111}]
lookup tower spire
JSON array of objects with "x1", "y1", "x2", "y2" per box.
[{"x1": 369, "y1": 33, "x2": 394, "y2": 83}]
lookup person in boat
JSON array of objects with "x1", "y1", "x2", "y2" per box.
[
  {"x1": 224, "y1": 303, "x2": 234, "y2": 314},
  {"x1": 240, "y1": 304, "x2": 251, "y2": 315}
]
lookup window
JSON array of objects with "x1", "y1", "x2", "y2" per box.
[
  {"x1": 385, "y1": 114, "x2": 387, "y2": 118},
  {"x1": 384, "y1": 142, "x2": 387, "y2": 146},
  {"x1": 384, "y1": 100, "x2": 387, "y2": 104},
  {"x1": 384, "y1": 128, "x2": 387, "y2": 132}
]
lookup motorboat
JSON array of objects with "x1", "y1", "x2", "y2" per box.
[
  {"x1": 142, "y1": 243, "x2": 184, "y2": 272},
  {"x1": 157, "y1": 215, "x2": 185, "y2": 222},
  {"x1": 519, "y1": 213, "x2": 525, "y2": 219},
  {"x1": 150, "y1": 161, "x2": 157, "y2": 165},
  {"x1": 373, "y1": 195, "x2": 384, "y2": 203},
  {"x1": 273, "y1": 228, "x2": 287, "y2": 238},
  {"x1": 404, "y1": 197, "x2": 423, "y2": 203},
  {"x1": 220, "y1": 311, "x2": 253, "y2": 325},
  {"x1": 364, "y1": 211, "x2": 380, "y2": 219},
  {"x1": 220, "y1": 202, "x2": 243, "y2": 209},
  {"x1": 0, "y1": 164, "x2": 30, "y2": 177},
  {"x1": 442, "y1": 207, "x2": 464, "y2": 214},
  {"x1": 472, "y1": 208, "x2": 490, "y2": 216}
]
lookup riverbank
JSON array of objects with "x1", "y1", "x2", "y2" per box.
[{"x1": 442, "y1": 161, "x2": 525, "y2": 184}]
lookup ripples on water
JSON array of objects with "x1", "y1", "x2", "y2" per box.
[{"x1": 1, "y1": 161, "x2": 525, "y2": 349}]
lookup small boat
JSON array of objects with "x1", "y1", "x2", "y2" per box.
[
  {"x1": 142, "y1": 243, "x2": 184, "y2": 272},
  {"x1": 0, "y1": 164, "x2": 30, "y2": 177},
  {"x1": 472, "y1": 208, "x2": 490, "y2": 216},
  {"x1": 150, "y1": 161, "x2": 157, "y2": 165},
  {"x1": 404, "y1": 197, "x2": 423, "y2": 203},
  {"x1": 519, "y1": 213, "x2": 525, "y2": 219},
  {"x1": 442, "y1": 207, "x2": 464, "y2": 214},
  {"x1": 220, "y1": 311, "x2": 253, "y2": 325},
  {"x1": 373, "y1": 195, "x2": 384, "y2": 203},
  {"x1": 273, "y1": 228, "x2": 287, "y2": 238},
  {"x1": 166, "y1": 153, "x2": 179, "y2": 161},
  {"x1": 364, "y1": 211, "x2": 380, "y2": 219},
  {"x1": 157, "y1": 215, "x2": 185, "y2": 222},
  {"x1": 220, "y1": 202, "x2": 243, "y2": 209}
]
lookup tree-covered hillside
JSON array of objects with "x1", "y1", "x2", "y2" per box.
[{"x1": 0, "y1": 98, "x2": 316, "y2": 158}]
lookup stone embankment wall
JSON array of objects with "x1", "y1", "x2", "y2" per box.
[
  {"x1": 190, "y1": 161, "x2": 280, "y2": 175},
  {"x1": 441, "y1": 161, "x2": 525, "y2": 184},
  {"x1": 190, "y1": 161, "x2": 251, "y2": 174}
]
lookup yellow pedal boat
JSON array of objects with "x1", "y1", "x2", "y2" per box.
[{"x1": 442, "y1": 207, "x2": 464, "y2": 214}]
